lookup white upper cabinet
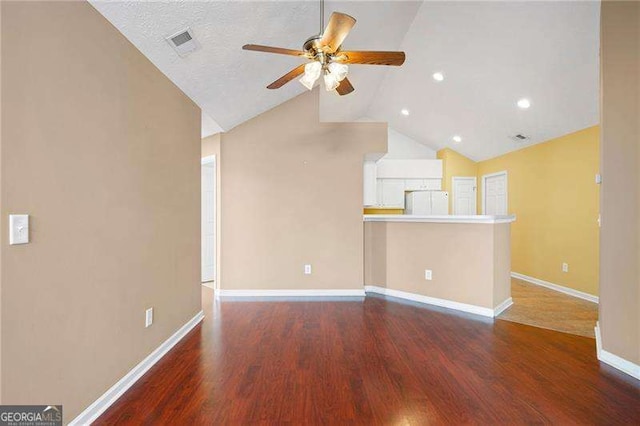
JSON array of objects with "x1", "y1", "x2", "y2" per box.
[
  {"x1": 376, "y1": 159, "x2": 443, "y2": 179},
  {"x1": 404, "y1": 178, "x2": 441, "y2": 191},
  {"x1": 364, "y1": 159, "x2": 444, "y2": 208},
  {"x1": 377, "y1": 179, "x2": 406, "y2": 208}
]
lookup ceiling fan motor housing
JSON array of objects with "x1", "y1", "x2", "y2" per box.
[{"x1": 303, "y1": 35, "x2": 333, "y2": 62}]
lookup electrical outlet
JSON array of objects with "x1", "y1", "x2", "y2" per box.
[
  {"x1": 562, "y1": 263, "x2": 569, "y2": 273},
  {"x1": 145, "y1": 308, "x2": 153, "y2": 328},
  {"x1": 304, "y1": 264, "x2": 312, "y2": 275},
  {"x1": 425, "y1": 269, "x2": 433, "y2": 280}
]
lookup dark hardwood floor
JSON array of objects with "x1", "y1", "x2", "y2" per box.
[{"x1": 95, "y1": 287, "x2": 640, "y2": 425}]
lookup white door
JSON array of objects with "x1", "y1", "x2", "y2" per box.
[
  {"x1": 452, "y1": 177, "x2": 477, "y2": 215},
  {"x1": 201, "y1": 158, "x2": 216, "y2": 283},
  {"x1": 483, "y1": 172, "x2": 507, "y2": 215}
]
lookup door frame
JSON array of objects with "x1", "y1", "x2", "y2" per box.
[
  {"x1": 201, "y1": 155, "x2": 217, "y2": 289},
  {"x1": 201, "y1": 156, "x2": 216, "y2": 166},
  {"x1": 451, "y1": 176, "x2": 477, "y2": 215},
  {"x1": 481, "y1": 171, "x2": 508, "y2": 215}
]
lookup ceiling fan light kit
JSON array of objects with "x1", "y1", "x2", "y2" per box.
[
  {"x1": 323, "y1": 71, "x2": 341, "y2": 91},
  {"x1": 305, "y1": 62, "x2": 322, "y2": 80},
  {"x1": 299, "y1": 73, "x2": 317, "y2": 91},
  {"x1": 242, "y1": 1, "x2": 405, "y2": 96},
  {"x1": 329, "y1": 62, "x2": 349, "y2": 81}
]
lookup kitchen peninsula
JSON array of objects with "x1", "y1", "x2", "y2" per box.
[{"x1": 364, "y1": 214, "x2": 516, "y2": 317}]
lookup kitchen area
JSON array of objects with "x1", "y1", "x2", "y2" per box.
[
  {"x1": 363, "y1": 158, "x2": 448, "y2": 215},
  {"x1": 362, "y1": 155, "x2": 516, "y2": 317}
]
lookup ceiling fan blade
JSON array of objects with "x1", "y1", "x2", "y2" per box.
[
  {"x1": 336, "y1": 77, "x2": 354, "y2": 96},
  {"x1": 335, "y1": 51, "x2": 406, "y2": 66},
  {"x1": 320, "y1": 12, "x2": 356, "y2": 53},
  {"x1": 267, "y1": 64, "x2": 307, "y2": 89},
  {"x1": 243, "y1": 44, "x2": 307, "y2": 57}
]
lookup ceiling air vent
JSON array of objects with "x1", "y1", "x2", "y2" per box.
[
  {"x1": 166, "y1": 28, "x2": 200, "y2": 57},
  {"x1": 510, "y1": 133, "x2": 530, "y2": 143}
]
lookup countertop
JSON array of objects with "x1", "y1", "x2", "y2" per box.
[{"x1": 363, "y1": 214, "x2": 516, "y2": 224}]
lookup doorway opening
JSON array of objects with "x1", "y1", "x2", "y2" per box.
[{"x1": 201, "y1": 156, "x2": 216, "y2": 288}]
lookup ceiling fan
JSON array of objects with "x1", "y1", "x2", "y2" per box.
[{"x1": 242, "y1": 1, "x2": 406, "y2": 96}]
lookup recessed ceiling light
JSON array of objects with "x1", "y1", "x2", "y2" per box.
[
  {"x1": 452, "y1": 135, "x2": 462, "y2": 143},
  {"x1": 401, "y1": 109, "x2": 410, "y2": 116},
  {"x1": 517, "y1": 98, "x2": 531, "y2": 109},
  {"x1": 432, "y1": 72, "x2": 444, "y2": 82}
]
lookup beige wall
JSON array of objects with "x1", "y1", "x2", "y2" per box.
[
  {"x1": 220, "y1": 90, "x2": 386, "y2": 290},
  {"x1": 202, "y1": 133, "x2": 221, "y2": 158},
  {"x1": 365, "y1": 221, "x2": 511, "y2": 310},
  {"x1": 599, "y1": 1, "x2": 640, "y2": 364},
  {"x1": 364, "y1": 222, "x2": 387, "y2": 288},
  {"x1": 493, "y1": 224, "x2": 512, "y2": 306},
  {"x1": 1, "y1": 1, "x2": 201, "y2": 421}
]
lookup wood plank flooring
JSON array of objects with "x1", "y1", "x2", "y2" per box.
[
  {"x1": 95, "y1": 287, "x2": 639, "y2": 425},
  {"x1": 498, "y1": 278, "x2": 599, "y2": 338}
]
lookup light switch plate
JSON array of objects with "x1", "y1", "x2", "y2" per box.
[
  {"x1": 9, "y1": 214, "x2": 29, "y2": 245},
  {"x1": 304, "y1": 264, "x2": 312, "y2": 275},
  {"x1": 425, "y1": 269, "x2": 433, "y2": 280},
  {"x1": 145, "y1": 308, "x2": 153, "y2": 328}
]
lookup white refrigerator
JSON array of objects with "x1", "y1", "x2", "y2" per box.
[{"x1": 405, "y1": 191, "x2": 449, "y2": 215}]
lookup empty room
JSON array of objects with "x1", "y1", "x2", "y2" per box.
[{"x1": 1, "y1": 0, "x2": 639, "y2": 424}]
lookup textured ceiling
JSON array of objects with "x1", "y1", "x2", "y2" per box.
[
  {"x1": 89, "y1": 1, "x2": 600, "y2": 160},
  {"x1": 89, "y1": 1, "x2": 417, "y2": 134}
]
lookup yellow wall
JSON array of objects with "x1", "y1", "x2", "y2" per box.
[
  {"x1": 476, "y1": 126, "x2": 600, "y2": 296},
  {"x1": 437, "y1": 148, "x2": 478, "y2": 212}
]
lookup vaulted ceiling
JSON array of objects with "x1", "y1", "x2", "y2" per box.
[{"x1": 90, "y1": 1, "x2": 600, "y2": 161}]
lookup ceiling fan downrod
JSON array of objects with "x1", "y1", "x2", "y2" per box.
[{"x1": 320, "y1": 0, "x2": 325, "y2": 36}]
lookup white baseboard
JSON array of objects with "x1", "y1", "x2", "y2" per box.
[
  {"x1": 493, "y1": 297, "x2": 513, "y2": 316},
  {"x1": 69, "y1": 310, "x2": 205, "y2": 425},
  {"x1": 511, "y1": 272, "x2": 599, "y2": 303},
  {"x1": 364, "y1": 285, "x2": 501, "y2": 318},
  {"x1": 216, "y1": 289, "x2": 366, "y2": 297},
  {"x1": 594, "y1": 322, "x2": 640, "y2": 381}
]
